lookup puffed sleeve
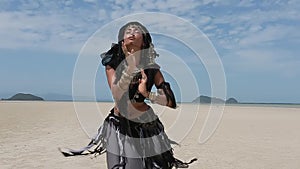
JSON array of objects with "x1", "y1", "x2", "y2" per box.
[{"x1": 100, "y1": 43, "x2": 119, "y2": 69}]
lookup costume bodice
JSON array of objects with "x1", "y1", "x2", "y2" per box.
[
  {"x1": 101, "y1": 46, "x2": 160, "y2": 103},
  {"x1": 127, "y1": 68, "x2": 157, "y2": 103}
]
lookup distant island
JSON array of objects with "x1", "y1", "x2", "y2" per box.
[
  {"x1": 192, "y1": 95, "x2": 238, "y2": 104},
  {"x1": 2, "y1": 93, "x2": 44, "y2": 101},
  {"x1": 0, "y1": 92, "x2": 239, "y2": 103}
]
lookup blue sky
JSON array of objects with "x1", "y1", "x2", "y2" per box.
[{"x1": 0, "y1": 0, "x2": 299, "y2": 103}]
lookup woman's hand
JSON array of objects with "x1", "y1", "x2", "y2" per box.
[
  {"x1": 138, "y1": 69, "x2": 148, "y2": 97},
  {"x1": 122, "y1": 42, "x2": 140, "y2": 72}
]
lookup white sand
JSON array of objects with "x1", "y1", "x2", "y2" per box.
[{"x1": 0, "y1": 101, "x2": 299, "y2": 169}]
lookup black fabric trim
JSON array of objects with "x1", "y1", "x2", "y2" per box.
[{"x1": 157, "y1": 82, "x2": 177, "y2": 108}]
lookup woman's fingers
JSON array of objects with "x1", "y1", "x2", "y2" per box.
[
  {"x1": 122, "y1": 41, "x2": 136, "y2": 56},
  {"x1": 138, "y1": 69, "x2": 147, "y2": 85},
  {"x1": 122, "y1": 42, "x2": 128, "y2": 55},
  {"x1": 141, "y1": 69, "x2": 147, "y2": 80}
]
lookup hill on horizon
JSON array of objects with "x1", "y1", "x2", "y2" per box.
[
  {"x1": 2, "y1": 93, "x2": 44, "y2": 101},
  {"x1": 192, "y1": 95, "x2": 238, "y2": 104}
]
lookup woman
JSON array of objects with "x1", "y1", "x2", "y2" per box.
[{"x1": 60, "y1": 21, "x2": 196, "y2": 169}]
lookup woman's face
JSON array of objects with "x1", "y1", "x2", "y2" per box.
[{"x1": 123, "y1": 25, "x2": 143, "y2": 50}]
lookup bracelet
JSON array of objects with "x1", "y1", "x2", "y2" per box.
[
  {"x1": 117, "y1": 70, "x2": 134, "y2": 91},
  {"x1": 122, "y1": 70, "x2": 131, "y2": 78},
  {"x1": 117, "y1": 80, "x2": 128, "y2": 91}
]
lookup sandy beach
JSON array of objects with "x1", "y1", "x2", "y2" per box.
[{"x1": 0, "y1": 101, "x2": 299, "y2": 169}]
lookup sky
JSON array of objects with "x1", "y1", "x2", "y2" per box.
[{"x1": 0, "y1": 0, "x2": 299, "y2": 103}]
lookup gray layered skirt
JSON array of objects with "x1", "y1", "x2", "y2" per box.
[{"x1": 60, "y1": 107, "x2": 196, "y2": 168}]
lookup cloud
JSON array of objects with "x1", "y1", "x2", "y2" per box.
[
  {"x1": 238, "y1": 0, "x2": 256, "y2": 7},
  {"x1": 1, "y1": 0, "x2": 299, "y2": 64},
  {"x1": 238, "y1": 24, "x2": 300, "y2": 47},
  {"x1": 223, "y1": 47, "x2": 300, "y2": 79},
  {"x1": 0, "y1": 1, "x2": 213, "y2": 54},
  {"x1": 206, "y1": 1, "x2": 299, "y2": 41},
  {"x1": 98, "y1": 9, "x2": 108, "y2": 21},
  {"x1": 0, "y1": 1, "x2": 109, "y2": 53},
  {"x1": 83, "y1": 0, "x2": 97, "y2": 3}
]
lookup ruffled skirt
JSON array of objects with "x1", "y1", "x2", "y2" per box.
[{"x1": 60, "y1": 107, "x2": 196, "y2": 169}]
